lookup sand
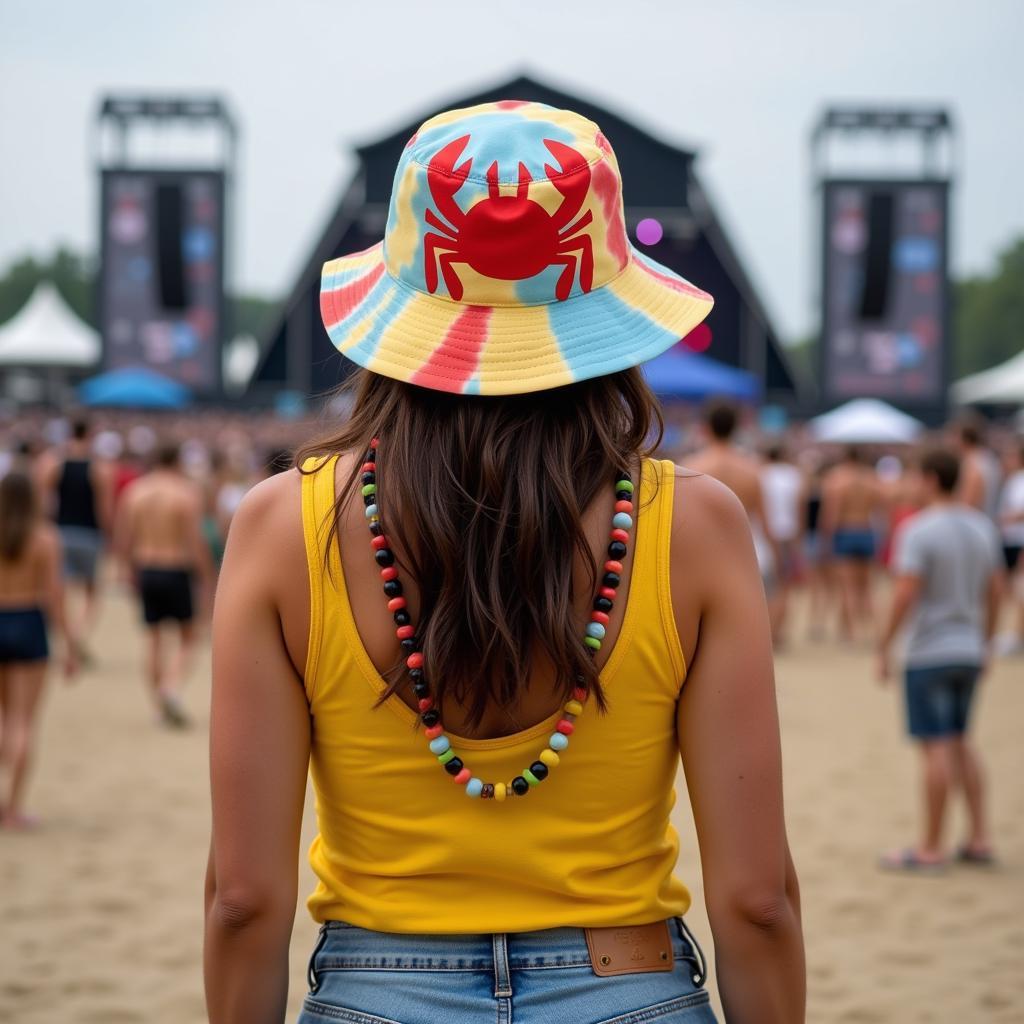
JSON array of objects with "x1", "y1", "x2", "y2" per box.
[{"x1": 1, "y1": 584, "x2": 1022, "y2": 1023}]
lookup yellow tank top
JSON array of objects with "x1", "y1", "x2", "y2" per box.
[{"x1": 301, "y1": 455, "x2": 691, "y2": 933}]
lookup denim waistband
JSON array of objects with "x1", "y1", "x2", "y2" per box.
[{"x1": 310, "y1": 916, "x2": 705, "y2": 982}]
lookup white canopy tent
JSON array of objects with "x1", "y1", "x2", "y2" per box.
[
  {"x1": 952, "y1": 349, "x2": 1024, "y2": 406},
  {"x1": 809, "y1": 398, "x2": 925, "y2": 445},
  {"x1": 0, "y1": 282, "x2": 100, "y2": 368}
]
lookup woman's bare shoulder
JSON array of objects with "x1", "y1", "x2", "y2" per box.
[
  {"x1": 668, "y1": 463, "x2": 751, "y2": 540},
  {"x1": 225, "y1": 469, "x2": 304, "y2": 556}
]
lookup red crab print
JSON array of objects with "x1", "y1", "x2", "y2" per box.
[{"x1": 422, "y1": 134, "x2": 594, "y2": 302}]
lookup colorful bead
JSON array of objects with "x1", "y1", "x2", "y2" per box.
[
  {"x1": 360, "y1": 461, "x2": 376, "y2": 473},
  {"x1": 594, "y1": 596, "x2": 613, "y2": 612},
  {"x1": 611, "y1": 528, "x2": 630, "y2": 543},
  {"x1": 361, "y1": 483, "x2": 377, "y2": 497},
  {"x1": 549, "y1": 732, "x2": 569, "y2": 751},
  {"x1": 482, "y1": 783, "x2": 495, "y2": 799},
  {"x1": 612, "y1": 512, "x2": 633, "y2": 530},
  {"x1": 406, "y1": 651, "x2": 423, "y2": 668},
  {"x1": 380, "y1": 566, "x2": 399, "y2": 581},
  {"x1": 425, "y1": 724, "x2": 444, "y2": 739},
  {"x1": 523, "y1": 768, "x2": 540, "y2": 786},
  {"x1": 396, "y1": 625, "x2": 414, "y2": 640},
  {"x1": 604, "y1": 559, "x2": 623, "y2": 574},
  {"x1": 565, "y1": 699, "x2": 584, "y2": 715},
  {"x1": 616, "y1": 479, "x2": 634, "y2": 493},
  {"x1": 602, "y1": 571, "x2": 620, "y2": 588},
  {"x1": 614, "y1": 500, "x2": 633, "y2": 514},
  {"x1": 599, "y1": 586, "x2": 617, "y2": 600},
  {"x1": 539, "y1": 748, "x2": 560, "y2": 768},
  {"x1": 418, "y1": 697, "x2": 434, "y2": 711},
  {"x1": 573, "y1": 686, "x2": 587, "y2": 701},
  {"x1": 371, "y1": 534, "x2": 389, "y2": 550},
  {"x1": 370, "y1": 438, "x2": 379, "y2": 448},
  {"x1": 584, "y1": 636, "x2": 602, "y2": 651},
  {"x1": 586, "y1": 622, "x2": 606, "y2": 640},
  {"x1": 384, "y1": 580, "x2": 403, "y2": 598},
  {"x1": 388, "y1": 597, "x2": 407, "y2": 612},
  {"x1": 466, "y1": 778, "x2": 484, "y2": 797},
  {"x1": 374, "y1": 548, "x2": 395, "y2": 567},
  {"x1": 421, "y1": 709, "x2": 440, "y2": 727},
  {"x1": 494, "y1": 782, "x2": 507, "y2": 801},
  {"x1": 364, "y1": 503, "x2": 378, "y2": 518},
  {"x1": 361, "y1": 472, "x2": 376, "y2": 486},
  {"x1": 556, "y1": 718, "x2": 575, "y2": 735},
  {"x1": 437, "y1": 747, "x2": 456, "y2": 764},
  {"x1": 429, "y1": 735, "x2": 451, "y2": 755},
  {"x1": 443, "y1": 756, "x2": 464, "y2": 775},
  {"x1": 529, "y1": 761, "x2": 549, "y2": 781},
  {"x1": 591, "y1": 611, "x2": 610, "y2": 626},
  {"x1": 608, "y1": 541, "x2": 628, "y2": 560},
  {"x1": 453, "y1": 767, "x2": 471, "y2": 785},
  {"x1": 511, "y1": 776, "x2": 530, "y2": 796}
]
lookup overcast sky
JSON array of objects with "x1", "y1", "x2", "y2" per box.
[{"x1": 2, "y1": 0, "x2": 1021, "y2": 340}]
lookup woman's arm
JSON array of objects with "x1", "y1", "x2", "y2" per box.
[
  {"x1": 205, "y1": 478, "x2": 311, "y2": 1024},
  {"x1": 674, "y1": 474, "x2": 805, "y2": 1023}
]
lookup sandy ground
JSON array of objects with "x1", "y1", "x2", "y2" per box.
[{"x1": 1, "y1": 582, "x2": 1022, "y2": 1023}]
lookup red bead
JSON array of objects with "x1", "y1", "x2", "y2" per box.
[
  {"x1": 380, "y1": 566, "x2": 399, "y2": 581},
  {"x1": 418, "y1": 697, "x2": 434, "y2": 711},
  {"x1": 396, "y1": 625, "x2": 415, "y2": 640},
  {"x1": 370, "y1": 438, "x2": 379, "y2": 449},
  {"x1": 453, "y1": 767, "x2": 471, "y2": 785},
  {"x1": 360, "y1": 461, "x2": 376, "y2": 473},
  {"x1": 556, "y1": 718, "x2": 575, "y2": 735},
  {"x1": 406, "y1": 652, "x2": 423, "y2": 669},
  {"x1": 599, "y1": 586, "x2": 617, "y2": 600},
  {"x1": 591, "y1": 611, "x2": 610, "y2": 625},
  {"x1": 424, "y1": 723, "x2": 444, "y2": 739},
  {"x1": 614, "y1": 500, "x2": 634, "y2": 513},
  {"x1": 611, "y1": 528, "x2": 629, "y2": 543},
  {"x1": 371, "y1": 535, "x2": 389, "y2": 550},
  {"x1": 388, "y1": 597, "x2": 407, "y2": 611},
  {"x1": 604, "y1": 560, "x2": 623, "y2": 574},
  {"x1": 573, "y1": 686, "x2": 588, "y2": 702}
]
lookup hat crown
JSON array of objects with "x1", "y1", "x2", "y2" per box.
[{"x1": 382, "y1": 101, "x2": 630, "y2": 306}]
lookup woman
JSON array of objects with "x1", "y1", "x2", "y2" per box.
[
  {"x1": 0, "y1": 469, "x2": 75, "y2": 829},
  {"x1": 205, "y1": 102, "x2": 804, "y2": 1023}
]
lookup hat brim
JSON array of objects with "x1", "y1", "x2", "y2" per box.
[{"x1": 320, "y1": 243, "x2": 714, "y2": 396}]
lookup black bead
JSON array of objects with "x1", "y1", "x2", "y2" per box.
[
  {"x1": 374, "y1": 548, "x2": 395, "y2": 567},
  {"x1": 608, "y1": 540, "x2": 627, "y2": 560},
  {"x1": 511, "y1": 776, "x2": 530, "y2": 796},
  {"x1": 594, "y1": 596, "x2": 613, "y2": 613},
  {"x1": 393, "y1": 608, "x2": 411, "y2": 626},
  {"x1": 369, "y1": 521, "x2": 384, "y2": 537},
  {"x1": 383, "y1": 579, "x2": 403, "y2": 598},
  {"x1": 616, "y1": 489, "x2": 632, "y2": 501},
  {"x1": 360, "y1": 472, "x2": 376, "y2": 486},
  {"x1": 529, "y1": 761, "x2": 549, "y2": 781},
  {"x1": 400, "y1": 638, "x2": 417, "y2": 654},
  {"x1": 413, "y1": 682, "x2": 430, "y2": 698},
  {"x1": 615, "y1": 471, "x2": 631, "y2": 484},
  {"x1": 421, "y1": 708, "x2": 440, "y2": 727},
  {"x1": 365, "y1": 450, "x2": 376, "y2": 464},
  {"x1": 363, "y1": 493, "x2": 377, "y2": 507},
  {"x1": 602, "y1": 571, "x2": 620, "y2": 588},
  {"x1": 444, "y1": 757, "x2": 464, "y2": 776},
  {"x1": 408, "y1": 667, "x2": 424, "y2": 681}
]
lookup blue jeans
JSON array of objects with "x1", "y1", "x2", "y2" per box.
[
  {"x1": 299, "y1": 917, "x2": 716, "y2": 1023},
  {"x1": 904, "y1": 663, "x2": 980, "y2": 739}
]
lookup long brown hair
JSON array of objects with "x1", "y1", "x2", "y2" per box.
[
  {"x1": 296, "y1": 368, "x2": 663, "y2": 728},
  {"x1": 0, "y1": 470, "x2": 37, "y2": 563}
]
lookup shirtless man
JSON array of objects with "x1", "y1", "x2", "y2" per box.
[
  {"x1": 952, "y1": 418, "x2": 1001, "y2": 519},
  {"x1": 821, "y1": 445, "x2": 885, "y2": 642},
  {"x1": 115, "y1": 442, "x2": 213, "y2": 727},
  {"x1": 687, "y1": 401, "x2": 779, "y2": 601}
]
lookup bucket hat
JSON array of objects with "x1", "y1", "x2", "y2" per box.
[{"x1": 320, "y1": 101, "x2": 714, "y2": 395}]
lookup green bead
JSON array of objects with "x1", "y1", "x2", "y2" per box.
[
  {"x1": 361, "y1": 483, "x2": 377, "y2": 496},
  {"x1": 615, "y1": 479, "x2": 634, "y2": 493},
  {"x1": 437, "y1": 748, "x2": 456, "y2": 765},
  {"x1": 585, "y1": 636, "x2": 602, "y2": 651},
  {"x1": 523, "y1": 768, "x2": 541, "y2": 786}
]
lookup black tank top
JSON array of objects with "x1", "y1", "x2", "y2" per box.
[{"x1": 56, "y1": 459, "x2": 99, "y2": 529}]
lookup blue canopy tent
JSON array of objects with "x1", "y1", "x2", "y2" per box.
[
  {"x1": 641, "y1": 348, "x2": 760, "y2": 401},
  {"x1": 78, "y1": 367, "x2": 191, "y2": 409}
]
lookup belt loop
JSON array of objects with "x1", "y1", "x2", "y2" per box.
[
  {"x1": 492, "y1": 932, "x2": 512, "y2": 998},
  {"x1": 676, "y1": 916, "x2": 708, "y2": 989},
  {"x1": 307, "y1": 923, "x2": 330, "y2": 995}
]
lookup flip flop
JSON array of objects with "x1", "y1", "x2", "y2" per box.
[
  {"x1": 879, "y1": 848, "x2": 947, "y2": 873},
  {"x1": 955, "y1": 845, "x2": 996, "y2": 866}
]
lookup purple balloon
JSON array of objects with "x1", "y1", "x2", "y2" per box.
[{"x1": 636, "y1": 218, "x2": 664, "y2": 246}]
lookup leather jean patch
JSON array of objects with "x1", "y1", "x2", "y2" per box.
[{"x1": 584, "y1": 920, "x2": 674, "y2": 977}]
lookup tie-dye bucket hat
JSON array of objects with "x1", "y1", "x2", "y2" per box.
[{"x1": 320, "y1": 101, "x2": 714, "y2": 395}]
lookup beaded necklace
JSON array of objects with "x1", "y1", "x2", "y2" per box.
[{"x1": 359, "y1": 438, "x2": 635, "y2": 801}]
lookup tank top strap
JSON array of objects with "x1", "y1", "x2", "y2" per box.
[
  {"x1": 629, "y1": 456, "x2": 687, "y2": 686},
  {"x1": 301, "y1": 455, "x2": 342, "y2": 703}
]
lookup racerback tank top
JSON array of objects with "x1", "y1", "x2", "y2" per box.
[{"x1": 300, "y1": 455, "x2": 691, "y2": 933}]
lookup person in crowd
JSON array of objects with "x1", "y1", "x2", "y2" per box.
[
  {"x1": 688, "y1": 400, "x2": 779, "y2": 600},
  {"x1": 41, "y1": 417, "x2": 114, "y2": 659},
  {"x1": 114, "y1": 442, "x2": 214, "y2": 728},
  {"x1": 204, "y1": 104, "x2": 803, "y2": 1024},
  {"x1": 997, "y1": 439, "x2": 1024, "y2": 651},
  {"x1": 800, "y1": 457, "x2": 833, "y2": 642},
  {"x1": 820, "y1": 445, "x2": 884, "y2": 642},
  {"x1": 0, "y1": 468, "x2": 76, "y2": 829},
  {"x1": 877, "y1": 448, "x2": 1002, "y2": 870},
  {"x1": 761, "y1": 443, "x2": 804, "y2": 647},
  {"x1": 952, "y1": 416, "x2": 1002, "y2": 519}
]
